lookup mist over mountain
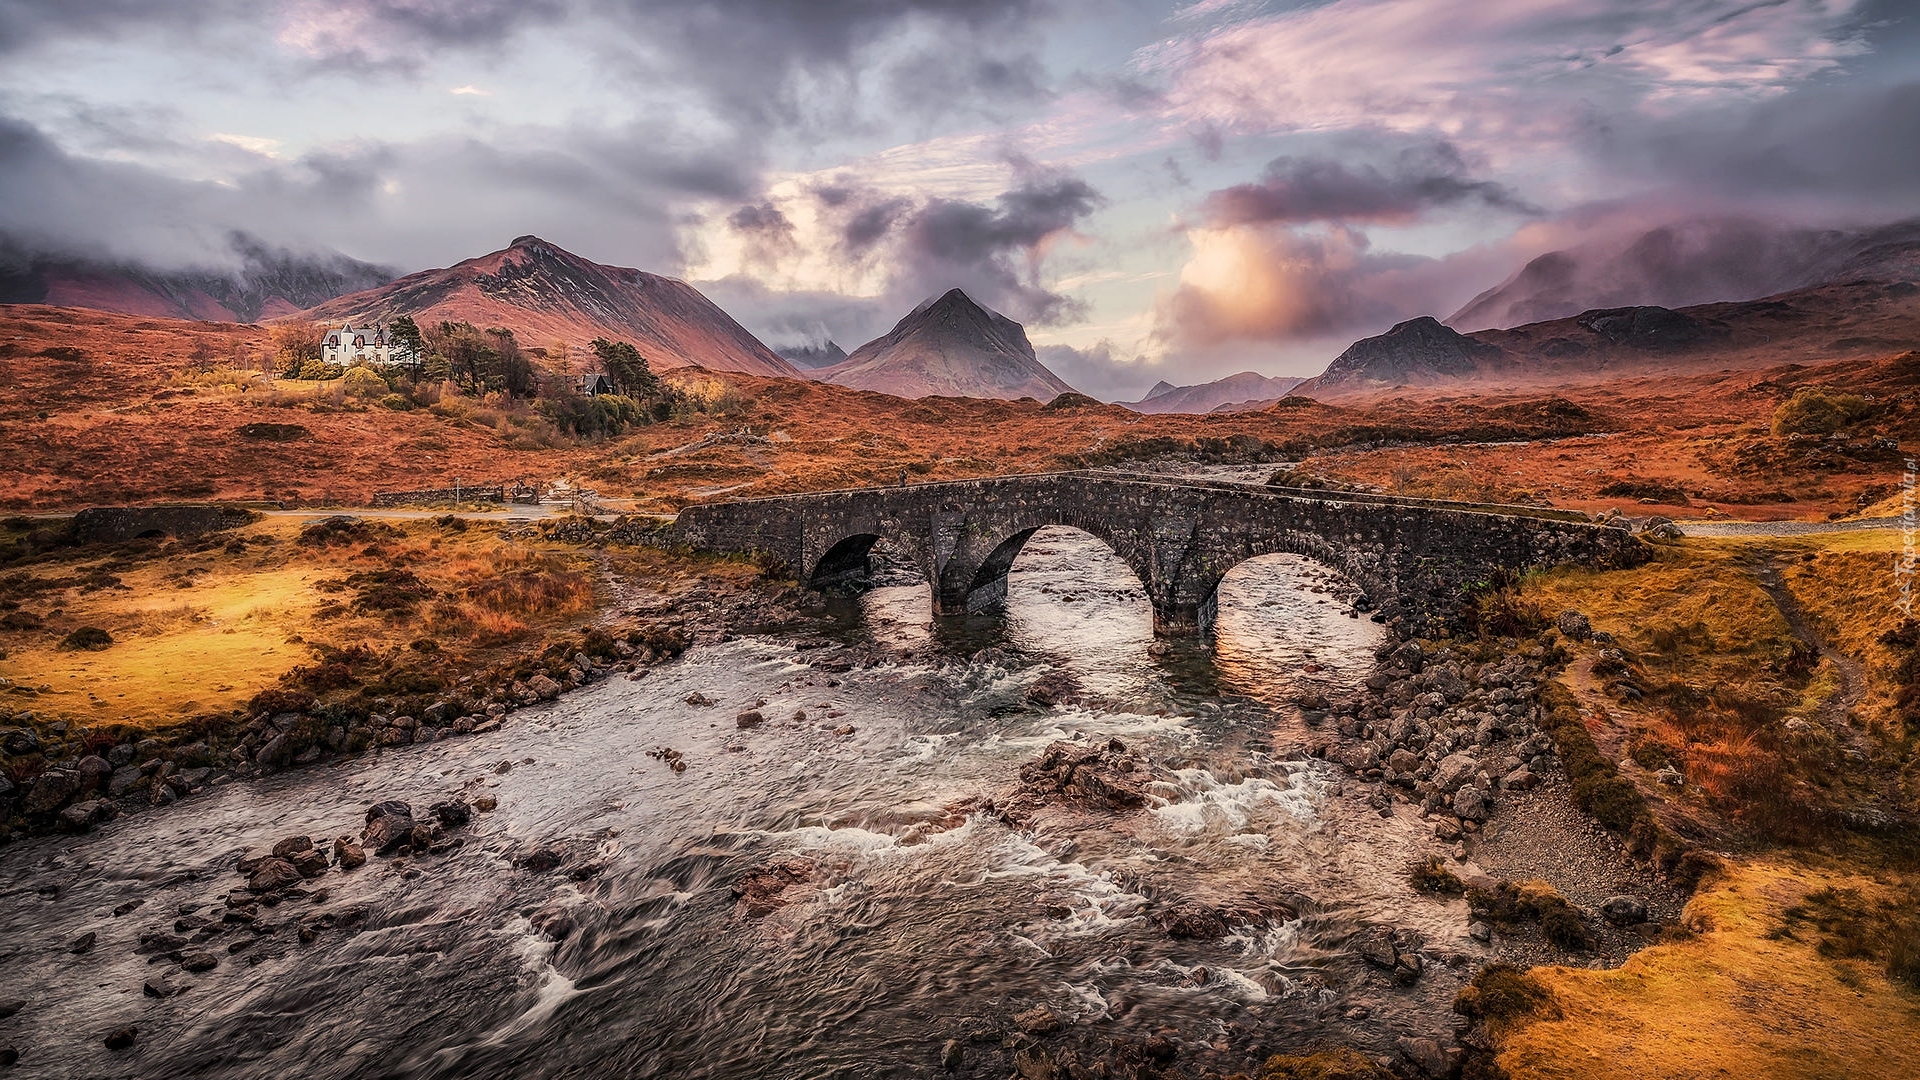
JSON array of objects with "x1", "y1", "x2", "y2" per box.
[
  {"x1": 1449, "y1": 217, "x2": 1920, "y2": 332},
  {"x1": 0, "y1": 232, "x2": 392, "y2": 323},
  {"x1": 1117, "y1": 371, "x2": 1307, "y2": 414}
]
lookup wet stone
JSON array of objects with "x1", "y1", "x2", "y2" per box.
[
  {"x1": 247, "y1": 858, "x2": 303, "y2": 893},
  {"x1": 103, "y1": 1026, "x2": 138, "y2": 1051},
  {"x1": 67, "y1": 931, "x2": 96, "y2": 955}
]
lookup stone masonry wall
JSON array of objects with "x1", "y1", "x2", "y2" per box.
[{"x1": 673, "y1": 473, "x2": 1648, "y2": 637}]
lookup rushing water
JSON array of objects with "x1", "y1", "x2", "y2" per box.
[{"x1": 0, "y1": 529, "x2": 1479, "y2": 1078}]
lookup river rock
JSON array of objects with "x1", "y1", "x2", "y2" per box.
[
  {"x1": 0, "y1": 727, "x2": 37, "y2": 755},
  {"x1": 1396, "y1": 1035, "x2": 1454, "y2": 1078},
  {"x1": 735, "y1": 710, "x2": 764, "y2": 729},
  {"x1": 940, "y1": 1038, "x2": 963, "y2": 1069},
  {"x1": 290, "y1": 849, "x2": 330, "y2": 878},
  {"x1": 255, "y1": 733, "x2": 288, "y2": 767},
  {"x1": 143, "y1": 974, "x2": 180, "y2": 998},
  {"x1": 0, "y1": 1000, "x2": 22, "y2": 1019},
  {"x1": 333, "y1": 836, "x2": 366, "y2": 870},
  {"x1": 1013, "y1": 1006, "x2": 1061, "y2": 1035},
  {"x1": 180, "y1": 951, "x2": 218, "y2": 972},
  {"x1": 1152, "y1": 901, "x2": 1229, "y2": 940},
  {"x1": 68, "y1": 930, "x2": 96, "y2": 954},
  {"x1": 22, "y1": 771, "x2": 76, "y2": 814},
  {"x1": 1025, "y1": 669, "x2": 1082, "y2": 707},
  {"x1": 272, "y1": 836, "x2": 314, "y2": 859},
  {"x1": 58, "y1": 799, "x2": 116, "y2": 833},
  {"x1": 732, "y1": 858, "x2": 816, "y2": 917},
  {"x1": 1601, "y1": 896, "x2": 1649, "y2": 926},
  {"x1": 362, "y1": 802, "x2": 416, "y2": 855},
  {"x1": 527, "y1": 674, "x2": 562, "y2": 701},
  {"x1": 431, "y1": 799, "x2": 472, "y2": 828},
  {"x1": 75, "y1": 755, "x2": 112, "y2": 793},
  {"x1": 1354, "y1": 926, "x2": 1398, "y2": 970},
  {"x1": 247, "y1": 858, "x2": 303, "y2": 893},
  {"x1": 1003, "y1": 739, "x2": 1150, "y2": 827},
  {"x1": 104, "y1": 1026, "x2": 138, "y2": 1051}
]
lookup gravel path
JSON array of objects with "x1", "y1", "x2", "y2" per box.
[{"x1": 1677, "y1": 515, "x2": 1904, "y2": 537}]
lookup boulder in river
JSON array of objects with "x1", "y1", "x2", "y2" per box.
[
  {"x1": 247, "y1": 858, "x2": 303, "y2": 893},
  {"x1": 272, "y1": 836, "x2": 314, "y2": 859},
  {"x1": 1013, "y1": 1006, "x2": 1062, "y2": 1035},
  {"x1": 362, "y1": 802, "x2": 416, "y2": 855},
  {"x1": 1002, "y1": 739, "x2": 1151, "y2": 827},
  {"x1": 731, "y1": 858, "x2": 816, "y2": 918},
  {"x1": 104, "y1": 1026, "x2": 138, "y2": 1051},
  {"x1": 68, "y1": 931, "x2": 96, "y2": 955},
  {"x1": 333, "y1": 836, "x2": 367, "y2": 870}
]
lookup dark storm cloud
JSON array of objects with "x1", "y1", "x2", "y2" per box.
[
  {"x1": 892, "y1": 170, "x2": 1102, "y2": 324},
  {"x1": 0, "y1": 0, "x2": 239, "y2": 55},
  {"x1": 1631, "y1": 80, "x2": 1920, "y2": 217},
  {"x1": 727, "y1": 201, "x2": 799, "y2": 269},
  {"x1": 1201, "y1": 143, "x2": 1534, "y2": 227},
  {"x1": 0, "y1": 108, "x2": 754, "y2": 273}
]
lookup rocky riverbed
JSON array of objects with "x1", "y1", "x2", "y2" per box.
[{"x1": 0, "y1": 529, "x2": 1683, "y2": 1078}]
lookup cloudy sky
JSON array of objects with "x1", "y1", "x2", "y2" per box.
[{"x1": 1, "y1": 0, "x2": 1915, "y2": 396}]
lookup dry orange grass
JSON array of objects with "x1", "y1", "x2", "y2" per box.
[{"x1": 1499, "y1": 860, "x2": 1920, "y2": 1080}]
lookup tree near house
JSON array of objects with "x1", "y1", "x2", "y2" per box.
[
  {"x1": 590, "y1": 337, "x2": 660, "y2": 400},
  {"x1": 386, "y1": 315, "x2": 425, "y2": 371},
  {"x1": 489, "y1": 327, "x2": 536, "y2": 399},
  {"x1": 270, "y1": 321, "x2": 324, "y2": 377}
]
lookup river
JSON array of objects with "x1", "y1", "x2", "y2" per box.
[{"x1": 0, "y1": 528, "x2": 1483, "y2": 1078}]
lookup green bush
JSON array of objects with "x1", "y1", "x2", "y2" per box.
[
  {"x1": 1771, "y1": 387, "x2": 1871, "y2": 436},
  {"x1": 342, "y1": 366, "x2": 389, "y2": 398}
]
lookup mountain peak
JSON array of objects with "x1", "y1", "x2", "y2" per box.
[
  {"x1": 295, "y1": 240, "x2": 797, "y2": 378},
  {"x1": 819, "y1": 292, "x2": 1076, "y2": 400}
]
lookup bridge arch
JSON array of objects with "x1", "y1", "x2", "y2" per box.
[
  {"x1": 807, "y1": 532, "x2": 885, "y2": 590},
  {"x1": 941, "y1": 516, "x2": 1156, "y2": 617}
]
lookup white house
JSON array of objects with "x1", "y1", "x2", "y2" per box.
[{"x1": 321, "y1": 323, "x2": 392, "y2": 366}]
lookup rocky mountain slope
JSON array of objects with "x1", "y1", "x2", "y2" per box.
[
  {"x1": 298, "y1": 236, "x2": 799, "y2": 378},
  {"x1": 0, "y1": 233, "x2": 392, "y2": 323},
  {"x1": 1297, "y1": 275, "x2": 1920, "y2": 398},
  {"x1": 817, "y1": 289, "x2": 1076, "y2": 400},
  {"x1": 1120, "y1": 371, "x2": 1307, "y2": 414}
]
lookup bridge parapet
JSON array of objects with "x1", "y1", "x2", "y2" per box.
[{"x1": 672, "y1": 472, "x2": 1647, "y2": 639}]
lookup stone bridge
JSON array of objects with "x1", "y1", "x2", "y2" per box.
[{"x1": 672, "y1": 472, "x2": 1649, "y2": 638}]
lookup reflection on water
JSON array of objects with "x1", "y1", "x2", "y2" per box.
[{"x1": 0, "y1": 529, "x2": 1454, "y2": 1080}]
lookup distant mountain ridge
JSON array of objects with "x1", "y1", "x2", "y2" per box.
[
  {"x1": 0, "y1": 232, "x2": 392, "y2": 323},
  {"x1": 1449, "y1": 217, "x2": 1920, "y2": 331},
  {"x1": 1118, "y1": 371, "x2": 1306, "y2": 414},
  {"x1": 1296, "y1": 278, "x2": 1920, "y2": 397},
  {"x1": 818, "y1": 289, "x2": 1077, "y2": 401},
  {"x1": 298, "y1": 236, "x2": 799, "y2": 378}
]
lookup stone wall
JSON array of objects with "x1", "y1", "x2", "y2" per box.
[
  {"x1": 369, "y1": 487, "x2": 504, "y2": 508},
  {"x1": 673, "y1": 472, "x2": 1649, "y2": 639},
  {"x1": 67, "y1": 505, "x2": 259, "y2": 545}
]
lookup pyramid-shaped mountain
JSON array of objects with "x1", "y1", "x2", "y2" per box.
[
  {"x1": 297, "y1": 236, "x2": 798, "y2": 378},
  {"x1": 818, "y1": 289, "x2": 1076, "y2": 400}
]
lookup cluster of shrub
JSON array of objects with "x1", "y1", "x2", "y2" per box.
[{"x1": 259, "y1": 317, "x2": 739, "y2": 442}]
